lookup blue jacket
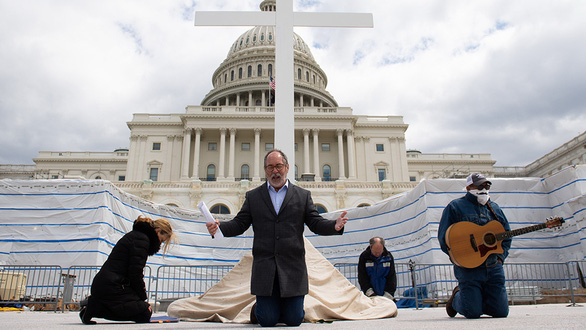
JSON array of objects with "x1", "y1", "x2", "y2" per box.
[
  {"x1": 357, "y1": 246, "x2": 396, "y2": 296},
  {"x1": 438, "y1": 192, "x2": 511, "y2": 267}
]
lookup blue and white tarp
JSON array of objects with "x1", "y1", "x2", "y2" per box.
[{"x1": 1, "y1": 165, "x2": 585, "y2": 269}]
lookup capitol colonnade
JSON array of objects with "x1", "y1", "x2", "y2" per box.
[{"x1": 166, "y1": 123, "x2": 365, "y2": 183}]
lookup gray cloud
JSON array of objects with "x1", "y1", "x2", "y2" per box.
[{"x1": 1, "y1": 0, "x2": 584, "y2": 168}]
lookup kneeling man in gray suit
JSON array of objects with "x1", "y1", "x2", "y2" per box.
[{"x1": 207, "y1": 149, "x2": 348, "y2": 327}]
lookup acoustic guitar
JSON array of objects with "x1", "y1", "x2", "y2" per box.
[{"x1": 445, "y1": 217, "x2": 564, "y2": 268}]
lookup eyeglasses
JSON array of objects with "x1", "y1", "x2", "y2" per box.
[
  {"x1": 477, "y1": 183, "x2": 491, "y2": 190},
  {"x1": 265, "y1": 163, "x2": 286, "y2": 172}
]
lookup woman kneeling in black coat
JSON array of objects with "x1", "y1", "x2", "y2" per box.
[{"x1": 80, "y1": 215, "x2": 175, "y2": 324}]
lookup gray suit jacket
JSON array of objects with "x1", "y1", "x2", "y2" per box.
[{"x1": 219, "y1": 181, "x2": 343, "y2": 297}]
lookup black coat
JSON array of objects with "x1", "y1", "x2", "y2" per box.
[
  {"x1": 89, "y1": 220, "x2": 160, "y2": 321},
  {"x1": 219, "y1": 182, "x2": 342, "y2": 297}
]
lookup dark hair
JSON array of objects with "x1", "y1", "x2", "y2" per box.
[
  {"x1": 369, "y1": 236, "x2": 385, "y2": 247},
  {"x1": 264, "y1": 149, "x2": 288, "y2": 167}
]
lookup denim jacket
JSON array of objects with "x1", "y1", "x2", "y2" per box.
[{"x1": 438, "y1": 192, "x2": 511, "y2": 267}]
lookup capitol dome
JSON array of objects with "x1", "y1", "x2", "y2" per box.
[{"x1": 200, "y1": 0, "x2": 338, "y2": 108}]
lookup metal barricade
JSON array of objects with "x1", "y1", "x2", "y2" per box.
[
  {"x1": 334, "y1": 262, "x2": 427, "y2": 307},
  {"x1": 62, "y1": 265, "x2": 153, "y2": 310},
  {"x1": 153, "y1": 265, "x2": 233, "y2": 312},
  {"x1": 409, "y1": 263, "x2": 456, "y2": 307},
  {"x1": 504, "y1": 262, "x2": 572, "y2": 305},
  {"x1": 567, "y1": 260, "x2": 586, "y2": 303},
  {"x1": 0, "y1": 265, "x2": 62, "y2": 312}
]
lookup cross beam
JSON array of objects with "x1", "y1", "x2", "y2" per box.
[{"x1": 195, "y1": 0, "x2": 373, "y2": 182}]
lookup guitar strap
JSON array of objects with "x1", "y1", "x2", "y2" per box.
[{"x1": 486, "y1": 201, "x2": 500, "y2": 221}]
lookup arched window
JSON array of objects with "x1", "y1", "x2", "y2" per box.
[
  {"x1": 210, "y1": 204, "x2": 230, "y2": 214},
  {"x1": 315, "y1": 204, "x2": 327, "y2": 214},
  {"x1": 297, "y1": 68, "x2": 301, "y2": 80},
  {"x1": 357, "y1": 203, "x2": 371, "y2": 208},
  {"x1": 231, "y1": 70, "x2": 234, "y2": 81},
  {"x1": 268, "y1": 64, "x2": 272, "y2": 77},
  {"x1": 295, "y1": 165, "x2": 298, "y2": 180},
  {"x1": 238, "y1": 67, "x2": 243, "y2": 79},
  {"x1": 241, "y1": 164, "x2": 250, "y2": 180},
  {"x1": 207, "y1": 164, "x2": 216, "y2": 181},
  {"x1": 306, "y1": 71, "x2": 309, "y2": 82},
  {"x1": 224, "y1": 73, "x2": 227, "y2": 83},
  {"x1": 257, "y1": 64, "x2": 262, "y2": 76},
  {"x1": 323, "y1": 165, "x2": 331, "y2": 181},
  {"x1": 248, "y1": 65, "x2": 252, "y2": 77}
]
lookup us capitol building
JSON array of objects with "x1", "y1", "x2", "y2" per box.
[{"x1": 3, "y1": 0, "x2": 585, "y2": 214}]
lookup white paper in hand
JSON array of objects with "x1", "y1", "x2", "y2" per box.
[{"x1": 198, "y1": 201, "x2": 224, "y2": 239}]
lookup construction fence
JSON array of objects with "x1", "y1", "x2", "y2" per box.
[{"x1": 1, "y1": 261, "x2": 585, "y2": 312}]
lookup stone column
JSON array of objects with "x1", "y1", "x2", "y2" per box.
[
  {"x1": 312, "y1": 129, "x2": 321, "y2": 181},
  {"x1": 192, "y1": 128, "x2": 202, "y2": 180},
  {"x1": 303, "y1": 128, "x2": 310, "y2": 174},
  {"x1": 346, "y1": 129, "x2": 356, "y2": 180},
  {"x1": 254, "y1": 128, "x2": 261, "y2": 181},
  {"x1": 354, "y1": 136, "x2": 364, "y2": 181},
  {"x1": 218, "y1": 128, "x2": 226, "y2": 179},
  {"x1": 236, "y1": 93, "x2": 240, "y2": 107},
  {"x1": 138, "y1": 135, "x2": 148, "y2": 180},
  {"x1": 181, "y1": 129, "x2": 192, "y2": 180},
  {"x1": 337, "y1": 129, "x2": 346, "y2": 179},
  {"x1": 228, "y1": 128, "x2": 236, "y2": 180},
  {"x1": 363, "y1": 137, "x2": 371, "y2": 181},
  {"x1": 172, "y1": 135, "x2": 183, "y2": 180},
  {"x1": 165, "y1": 135, "x2": 175, "y2": 181},
  {"x1": 261, "y1": 91, "x2": 266, "y2": 107},
  {"x1": 389, "y1": 137, "x2": 400, "y2": 181},
  {"x1": 248, "y1": 92, "x2": 253, "y2": 107},
  {"x1": 128, "y1": 135, "x2": 139, "y2": 181},
  {"x1": 397, "y1": 137, "x2": 408, "y2": 181}
]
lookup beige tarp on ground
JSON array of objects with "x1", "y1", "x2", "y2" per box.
[{"x1": 168, "y1": 238, "x2": 398, "y2": 323}]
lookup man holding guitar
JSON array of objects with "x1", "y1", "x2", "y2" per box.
[{"x1": 437, "y1": 173, "x2": 511, "y2": 319}]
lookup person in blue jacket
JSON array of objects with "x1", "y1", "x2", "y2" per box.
[
  {"x1": 438, "y1": 173, "x2": 511, "y2": 319},
  {"x1": 357, "y1": 237, "x2": 396, "y2": 299}
]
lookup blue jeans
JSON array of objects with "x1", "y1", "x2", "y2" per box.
[
  {"x1": 255, "y1": 276, "x2": 305, "y2": 327},
  {"x1": 452, "y1": 262, "x2": 509, "y2": 318}
]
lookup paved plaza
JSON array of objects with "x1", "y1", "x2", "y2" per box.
[{"x1": 0, "y1": 303, "x2": 584, "y2": 329}]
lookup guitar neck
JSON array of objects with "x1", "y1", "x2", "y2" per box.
[{"x1": 496, "y1": 223, "x2": 548, "y2": 241}]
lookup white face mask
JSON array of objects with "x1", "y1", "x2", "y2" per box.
[{"x1": 469, "y1": 189, "x2": 490, "y2": 205}]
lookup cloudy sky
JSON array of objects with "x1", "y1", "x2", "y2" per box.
[{"x1": 1, "y1": 0, "x2": 585, "y2": 167}]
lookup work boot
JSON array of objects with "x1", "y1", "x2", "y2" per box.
[
  {"x1": 446, "y1": 286, "x2": 459, "y2": 318},
  {"x1": 250, "y1": 302, "x2": 258, "y2": 324}
]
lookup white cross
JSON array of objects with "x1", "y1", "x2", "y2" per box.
[{"x1": 195, "y1": 0, "x2": 373, "y2": 182}]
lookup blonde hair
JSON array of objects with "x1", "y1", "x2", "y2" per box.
[
  {"x1": 135, "y1": 216, "x2": 176, "y2": 256},
  {"x1": 153, "y1": 218, "x2": 176, "y2": 255}
]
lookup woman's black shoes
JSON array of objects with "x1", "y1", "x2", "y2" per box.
[{"x1": 79, "y1": 305, "x2": 96, "y2": 325}]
